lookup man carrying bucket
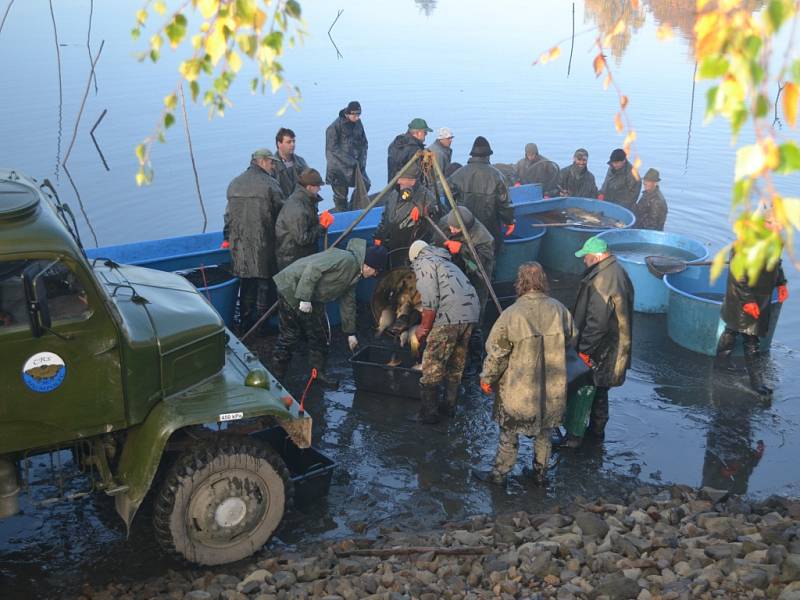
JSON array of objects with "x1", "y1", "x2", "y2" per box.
[{"x1": 562, "y1": 236, "x2": 634, "y2": 448}]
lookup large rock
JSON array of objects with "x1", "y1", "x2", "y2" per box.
[
  {"x1": 574, "y1": 511, "x2": 610, "y2": 539},
  {"x1": 781, "y1": 554, "x2": 800, "y2": 583},
  {"x1": 594, "y1": 573, "x2": 641, "y2": 599}
]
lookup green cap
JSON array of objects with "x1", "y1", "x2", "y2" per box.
[
  {"x1": 252, "y1": 148, "x2": 275, "y2": 160},
  {"x1": 408, "y1": 118, "x2": 432, "y2": 132},
  {"x1": 574, "y1": 236, "x2": 608, "y2": 257}
]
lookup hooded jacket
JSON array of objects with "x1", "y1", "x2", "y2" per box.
[
  {"x1": 273, "y1": 238, "x2": 366, "y2": 334},
  {"x1": 387, "y1": 132, "x2": 424, "y2": 182},
  {"x1": 223, "y1": 163, "x2": 285, "y2": 279},
  {"x1": 599, "y1": 160, "x2": 641, "y2": 210},
  {"x1": 325, "y1": 109, "x2": 368, "y2": 187}
]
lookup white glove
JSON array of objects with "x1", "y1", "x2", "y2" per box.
[
  {"x1": 299, "y1": 301, "x2": 313, "y2": 313},
  {"x1": 348, "y1": 335, "x2": 359, "y2": 352}
]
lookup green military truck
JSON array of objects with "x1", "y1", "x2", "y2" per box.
[{"x1": 0, "y1": 169, "x2": 313, "y2": 566}]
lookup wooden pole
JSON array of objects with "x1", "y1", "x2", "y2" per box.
[{"x1": 427, "y1": 151, "x2": 503, "y2": 315}]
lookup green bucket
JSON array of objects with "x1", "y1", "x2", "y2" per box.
[{"x1": 563, "y1": 385, "x2": 596, "y2": 437}]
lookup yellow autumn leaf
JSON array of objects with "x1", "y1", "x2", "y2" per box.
[
  {"x1": 735, "y1": 144, "x2": 766, "y2": 180},
  {"x1": 709, "y1": 245, "x2": 730, "y2": 283},
  {"x1": 656, "y1": 23, "x2": 674, "y2": 41},
  {"x1": 537, "y1": 46, "x2": 561, "y2": 65},
  {"x1": 154, "y1": 1, "x2": 167, "y2": 15},
  {"x1": 631, "y1": 157, "x2": 642, "y2": 179},
  {"x1": 205, "y1": 27, "x2": 227, "y2": 65},
  {"x1": 603, "y1": 73, "x2": 612, "y2": 90},
  {"x1": 197, "y1": 0, "x2": 217, "y2": 20},
  {"x1": 593, "y1": 53, "x2": 604, "y2": 77},
  {"x1": 228, "y1": 50, "x2": 242, "y2": 73},
  {"x1": 782, "y1": 197, "x2": 800, "y2": 230},
  {"x1": 783, "y1": 82, "x2": 798, "y2": 127},
  {"x1": 620, "y1": 94, "x2": 629, "y2": 110},
  {"x1": 614, "y1": 113, "x2": 624, "y2": 133},
  {"x1": 762, "y1": 138, "x2": 780, "y2": 171}
]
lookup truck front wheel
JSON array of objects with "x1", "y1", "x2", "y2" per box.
[{"x1": 153, "y1": 436, "x2": 291, "y2": 565}]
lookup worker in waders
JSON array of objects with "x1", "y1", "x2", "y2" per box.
[
  {"x1": 714, "y1": 248, "x2": 788, "y2": 399},
  {"x1": 408, "y1": 240, "x2": 480, "y2": 423},
  {"x1": 476, "y1": 262, "x2": 575, "y2": 486},
  {"x1": 561, "y1": 236, "x2": 634, "y2": 448},
  {"x1": 271, "y1": 239, "x2": 388, "y2": 389}
]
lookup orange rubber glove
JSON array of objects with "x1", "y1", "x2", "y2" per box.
[
  {"x1": 579, "y1": 352, "x2": 593, "y2": 368},
  {"x1": 373, "y1": 238, "x2": 382, "y2": 246},
  {"x1": 743, "y1": 302, "x2": 760, "y2": 320},
  {"x1": 513, "y1": 182, "x2": 522, "y2": 187},
  {"x1": 410, "y1": 206, "x2": 420, "y2": 223},
  {"x1": 444, "y1": 240, "x2": 462, "y2": 255},
  {"x1": 597, "y1": 194, "x2": 605, "y2": 201},
  {"x1": 220, "y1": 240, "x2": 230, "y2": 249},
  {"x1": 319, "y1": 210, "x2": 334, "y2": 229},
  {"x1": 777, "y1": 284, "x2": 788, "y2": 303},
  {"x1": 480, "y1": 380, "x2": 493, "y2": 395},
  {"x1": 416, "y1": 308, "x2": 436, "y2": 343},
  {"x1": 504, "y1": 223, "x2": 516, "y2": 237}
]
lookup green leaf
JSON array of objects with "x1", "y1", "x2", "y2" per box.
[
  {"x1": 793, "y1": 59, "x2": 800, "y2": 82},
  {"x1": 733, "y1": 178, "x2": 752, "y2": 207},
  {"x1": 698, "y1": 56, "x2": 729, "y2": 79},
  {"x1": 164, "y1": 112, "x2": 175, "y2": 129},
  {"x1": 164, "y1": 93, "x2": 177, "y2": 110},
  {"x1": 767, "y1": 0, "x2": 787, "y2": 32},
  {"x1": 743, "y1": 35, "x2": 762, "y2": 60},
  {"x1": 750, "y1": 61, "x2": 765, "y2": 85},
  {"x1": 250, "y1": 77, "x2": 258, "y2": 92},
  {"x1": 731, "y1": 108, "x2": 748, "y2": 137},
  {"x1": 755, "y1": 93, "x2": 770, "y2": 118},
  {"x1": 149, "y1": 49, "x2": 159, "y2": 63},
  {"x1": 777, "y1": 141, "x2": 800, "y2": 174},
  {"x1": 190, "y1": 80, "x2": 200, "y2": 102},
  {"x1": 166, "y1": 15, "x2": 187, "y2": 47},
  {"x1": 131, "y1": 27, "x2": 141, "y2": 41},
  {"x1": 263, "y1": 31, "x2": 284, "y2": 51},
  {"x1": 135, "y1": 144, "x2": 146, "y2": 162},
  {"x1": 285, "y1": 0, "x2": 302, "y2": 19},
  {"x1": 704, "y1": 86, "x2": 719, "y2": 121}
]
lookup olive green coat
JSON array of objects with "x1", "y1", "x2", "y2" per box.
[
  {"x1": 558, "y1": 164, "x2": 598, "y2": 198},
  {"x1": 274, "y1": 186, "x2": 325, "y2": 271},
  {"x1": 273, "y1": 238, "x2": 366, "y2": 334},
  {"x1": 633, "y1": 186, "x2": 667, "y2": 231},
  {"x1": 481, "y1": 291, "x2": 575, "y2": 435}
]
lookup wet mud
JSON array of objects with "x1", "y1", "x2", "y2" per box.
[{"x1": 1, "y1": 271, "x2": 798, "y2": 599}]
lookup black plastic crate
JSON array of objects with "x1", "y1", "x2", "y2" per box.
[
  {"x1": 253, "y1": 427, "x2": 335, "y2": 507},
  {"x1": 350, "y1": 345, "x2": 422, "y2": 399}
]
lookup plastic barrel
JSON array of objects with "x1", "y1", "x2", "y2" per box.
[
  {"x1": 493, "y1": 217, "x2": 547, "y2": 282},
  {"x1": 596, "y1": 229, "x2": 708, "y2": 313},
  {"x1": 664, "y1": 264, "x2": 782, "y2": 356}
]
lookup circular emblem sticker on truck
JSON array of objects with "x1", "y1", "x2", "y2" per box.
[{"x1": 22, "y1": 352, "x2": 66, "y2": 393}]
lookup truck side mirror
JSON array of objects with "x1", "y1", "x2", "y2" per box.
[{"x1": 22, "y1": 262, "x2": 53, "y2": 337}]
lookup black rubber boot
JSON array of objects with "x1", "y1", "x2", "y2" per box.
[
  {"x1": 713, "y1": 328, "x2": 741, "y2": 372},
  {"x1": 463, "y1": 329, "x2": 484, "y2": 377},
  {"x1": 522, "y1": 463, "x2": 548, "y2": 486},
  {"x1": 270, "y1": 358, "x2": 290, "y2": 382},
  {"x1": 410, "y1": 384, "x2": 441, "y2": 424},
  {"x1": 309, "y1": 351, "x2": 339, "y2": 390},
  {"x1": 438, "y1": 380, "x2": 460, "y2": 417},
  {"x1": 587, "y1": 387, "x2": 609, "y2": 439},
  {"x1": 743, "y1": 339, "x2": 772, "y2": 398}
]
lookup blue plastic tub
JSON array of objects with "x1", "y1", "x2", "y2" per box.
[
  {"x1": 191, "y1": 272, "x2": 240, "y2": 329},
  {"x1": 493, "y1": 216, "x2": 547, "y2": 282},
  {"x1": 509, "y1": 183, "x2": 543, "y2": 204},
  {"x1": 596, "y1": 229, "x2": 709, "y2": 313},
  {"x1": 517, "y1": 198, "x2": 636, "y2": 274},
  {"x1": 664, "y1": 264, "x2": 782, "y2": 356}
]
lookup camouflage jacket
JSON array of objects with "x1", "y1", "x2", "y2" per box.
[
  {"x1": 411, "y1": 246, "x2": 480, "y2": 326},
  {"x1": 633, "y1": 186, "x2": 667, "y2": 231}
]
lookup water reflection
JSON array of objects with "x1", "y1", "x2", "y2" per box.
[
  {"x1": 414, "y1": 0, "x2": 437, "y2": 16},
  {"x1": 584, "y1": 0, "x2": 646, "y2": 63}
]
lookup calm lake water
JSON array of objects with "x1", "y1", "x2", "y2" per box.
[{"x1": 1, "y1": 0, "x2": 800, "y2": 596}]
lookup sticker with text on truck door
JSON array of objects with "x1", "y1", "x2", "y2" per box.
[{"x1": 22, "y1": 352, "x2": 66, "y2": 392}]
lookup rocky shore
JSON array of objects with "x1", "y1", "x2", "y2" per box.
[{"x1": 76, "y1": 485, "x2": 800, "y2": 600}]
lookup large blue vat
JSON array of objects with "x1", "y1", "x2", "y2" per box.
[
  {"x1": 508, "y1": 183, "x2": 543, "y2": 204},
  {"x1": 518, "y1": 198, "x2": 636, "y2": 274},
  {"x1": 493, "y1": 217, "x2": 547, "y2": 282},
  {"x1": 664, "y1": 265, "x2": 782, "y2": 356},
  {"x1": 596, "y1": 229, "x2": 709, "y2": 313}
]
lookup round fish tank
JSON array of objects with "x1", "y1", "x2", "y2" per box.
[
  {"x1": 596, "y1": 229, "x2": 708, "y2": 313},
  {"x1": 664, "y1": 264, "x2": 782, "y2": 356},
  {"x1": 494, "y1": 217, "x2": 547, "y2": 282},
  {"x1": 521, "y1": 197, "x2": 636, "y2": 274}
]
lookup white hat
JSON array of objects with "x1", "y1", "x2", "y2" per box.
[
  {"x1": 409, "y1": 240, "x2": 428, "y2": 261},
  {"x1": 436, "y1": 127, "x2": 454, "y2": 140}
]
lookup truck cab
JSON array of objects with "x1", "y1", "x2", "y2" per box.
[{"x1": 0, "y1": 169, "x2": 312, "y2": 565}]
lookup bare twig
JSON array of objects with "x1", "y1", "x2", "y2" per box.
[
  {"x1": 90, "y1": 109, "x2": 109, "y2": 171},
  {"x1": 685, "y1": 61, "x2": 697, "y2": 174},
  {"x1": 335, "y1": 545, "x2": 493, "y2": 558},
  {"x1": 328, "y1": 9, "x2": 344, "y2": 59},
  {"x1": 62, "y1": 40, "x2": 105, "y2": 247},
  {"x1": 773, "y1": 82, "x2": 785, "y2": 128},
  {"x1": 178, "y1": 83, "x2": 208, "y2": 233},
  {"x1": 49, "y1": 0, "x2": 63, "y2": 180},
  {"x1": 0, "y1": 0, "x2": 15, "y2": 37},
  {"x1": 87, "y1": 0, "x2": 97, "y2": 94},
  {"x1": 567, "y1": 2, "x2": 575, "y2": 77}
]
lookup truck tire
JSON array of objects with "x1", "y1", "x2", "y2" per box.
[{"x1": 152, "y1": 436, "x2": 292, "y2": 565}]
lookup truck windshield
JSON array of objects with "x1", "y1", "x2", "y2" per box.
[{"x1": 0, "y1": 259, "x2": 91, "y2": 330}]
